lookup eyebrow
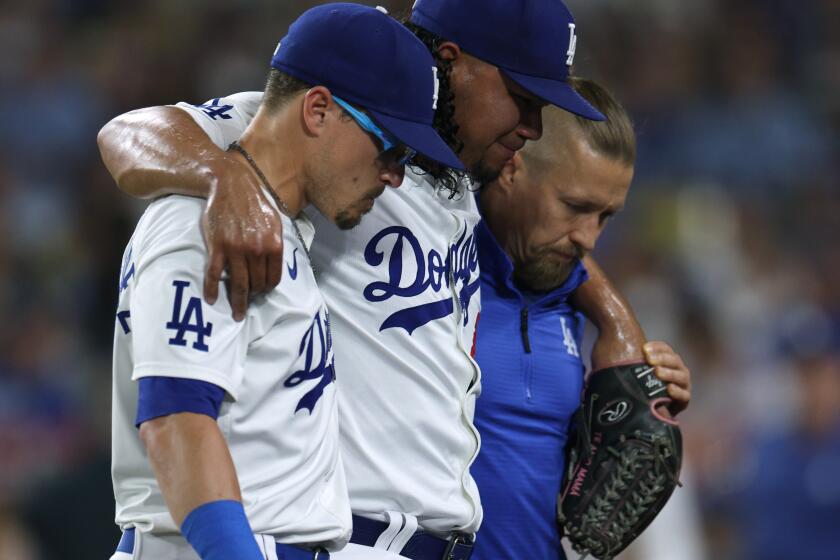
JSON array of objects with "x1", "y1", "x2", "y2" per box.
[{"x1": 564, "y1": 195, "x2": 624, "y2": 214}]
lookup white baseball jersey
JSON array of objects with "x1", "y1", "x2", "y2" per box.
[
  {"x1": 178, "y1": 92, "x2": 483, "y2": 534},
  {"x1": 111, "y1": 192, "x2": 351, "y2": 549}
]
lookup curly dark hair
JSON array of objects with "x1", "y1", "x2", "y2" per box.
[{"x1": 401, "y1": 19, "x2": 470, "y2": 198}]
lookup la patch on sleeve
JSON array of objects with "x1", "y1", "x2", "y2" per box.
[{"x1": 166, "y1": 280, "x2": 213, "y2": 351}]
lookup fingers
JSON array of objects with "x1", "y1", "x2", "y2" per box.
[
  {"x1": 663, "y1": 366, "x2": 691, "y2": 411},
  {"x1": 244, "y1": 224, "x2": 283, "y2": 296},
  {"x1": 644, "y1": 341, "x2": 692, "y2": 416},
  {"x1": 656, "y1": 366, "x2": 691, "y2": 416},
  {"x1": 267, "y1": 250, "x2": 283, "y2": 291},
  {"x1": 667, "y1": 382, "x2": 691, "y2": 404},
  {"x1": 199, "y1": 156, "x2": 287, "y2": 320},
  {"x1": 204, "y1": 250, "x2": 224, "y2": 306},
  {"x1": 247, "y1": 252, "x2": 268, "y2": 295},
  {"x1": 643, "y1": 341, "x2": 686, "y2": 370},
  {"x1": 226, "y1": 255, "x2": 250, "y2": 322},
  {"x1": 264, "y1": 230, "x2": 284, "y2": 291},
  {"x1": 653, "y1": 366, "x2": 690, "y2": 391},
  {"x1": 667, "y1": 383, "x2": 691, "y2": 416}
]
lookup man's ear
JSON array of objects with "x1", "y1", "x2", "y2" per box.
[
  {"x1": 435, "y1": 40, "x2": 461, "y2": 62},
  {"x1": 497, "y1": 152, "x2": 525, "y2": 192},
  {"x1": 301, "y1": 86, "x2": 332, "y2": 137}
]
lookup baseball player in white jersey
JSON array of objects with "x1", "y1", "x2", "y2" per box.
[
  {"x1": 173, "y1": 87, "x2": 485, "y2": 548},
  {"x1": 105, "y1": 4, "x2": 462, "y2": 560},
  {"x1": 99, "y1": 2, "x2": 648, "y2": 559}
]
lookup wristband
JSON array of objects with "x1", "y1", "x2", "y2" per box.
[{"x1": 181, "y1": 500, "x2": 263, "y2": 560}]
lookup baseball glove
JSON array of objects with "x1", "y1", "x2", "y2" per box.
[{"x1": 558, "y1": 363, "x2": 683, "y2": 560}]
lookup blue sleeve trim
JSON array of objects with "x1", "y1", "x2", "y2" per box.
[
  {"x1": 135, "y1": 377, "x2": 226, "y2": 427},
  {"x1": 181, "y1": 500, "x2": 263, "y2": 560}
]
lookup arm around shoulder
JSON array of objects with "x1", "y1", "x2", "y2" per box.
[
  {"x1": 97, "y1": 105, "x2": 228, "y2": 199},
  {"x1": 98, "y1": 102, "x2": 286, "y2": 314}
]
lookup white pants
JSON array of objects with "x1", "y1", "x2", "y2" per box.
[
  {"x1": 332, "y1": 543, "x2": 409, "y2": 559},
  {"x1": 109, "y1": 532, "x2": 278, "y2": 560},
  {"x1": 109, "y1": 534, "x2": 410, "y2": 560}
]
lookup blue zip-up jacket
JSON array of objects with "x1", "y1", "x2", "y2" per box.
[{"x1": 471, "y1": 218, "x2": 588, "y2": 559}]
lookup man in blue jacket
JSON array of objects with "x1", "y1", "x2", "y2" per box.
[{"x1": 471, "y1": 77, "x2": 692, "y2": 559}]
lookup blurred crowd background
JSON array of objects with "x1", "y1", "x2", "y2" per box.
[{"x1": 0, "y1": 0, "x2": 837, "y2": 558}]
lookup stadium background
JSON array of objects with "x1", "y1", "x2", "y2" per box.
[{"x1": 0, "y1": 0, "x2": 837, "y2": 558}]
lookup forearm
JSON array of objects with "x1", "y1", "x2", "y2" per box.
[
  {"x1": 97, "y1": 106, "x2": 228, "y2": 199},
  {"x1": 140, "y1": 412, "x2": 241, "y2": 526},
  {"x1": 573, "y1": 256, "x2": 647, "y2": 368}
]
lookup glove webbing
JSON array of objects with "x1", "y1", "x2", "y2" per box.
[
  {"x1": 561, "y1": 368, "x2": 683, "y2": 560},
  {"x1": 563, "y1": 433, "x2": 679, "y2": 560}
]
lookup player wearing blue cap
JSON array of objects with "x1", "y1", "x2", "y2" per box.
[
  {"x1": 104, "y1": 5, "x2": 460, "y2": 560},
  {"x1": 99, "y1": 2, "x2": 661, "y2": 559}
]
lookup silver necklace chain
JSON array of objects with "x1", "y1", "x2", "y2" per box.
[
  {"x1": 226, "y1": 141, "x2": 333, "y2": 354},
  {"x1": 227, "y1": 140, "x2": 316, "y2": 278}
]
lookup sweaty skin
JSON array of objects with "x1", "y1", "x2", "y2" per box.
[
  {"x1": 479, "y1": 122, "x2": 690, "y2": 417},
  {"x1": 575, "y1": 256, "x2": 647, "y2": 367},
  {"x1": 572, "y1": 259, "x2": 688, "y2": 415},
  {"x1": 98, "y1": 107, "x2": 646, "y2": 350},
  {"x1": 99, "y1": 102, "x2": 692, "y2": 417},
  {"x1": 98, "y1": 107, "x2": 284, "y2": 321}
]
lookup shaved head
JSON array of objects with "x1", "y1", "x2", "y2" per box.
[
  {"x1": 520, "y1": 77, "x2": 636, "y2": 182},
  {"x1": 479, "y1": 77, "x2": 637, "y2": 292}
]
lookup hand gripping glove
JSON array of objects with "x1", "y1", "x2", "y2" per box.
[{"x1": 558, "y1": 363, "x2": 683, "y2": 560}]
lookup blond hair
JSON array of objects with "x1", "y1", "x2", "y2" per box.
[{"x1": 521, "y1": 78, "x2": 636, "y2": 175}]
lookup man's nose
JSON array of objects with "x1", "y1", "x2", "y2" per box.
[
  {"x1": 518, "y1": 106, "x2": 543, "y2": 142},
  {"x1": 569, "y1": 215, "x2": 600, "y2": 254},
  {"x1": 380, "y1": 158, "x2": 405, "y2": 188}
]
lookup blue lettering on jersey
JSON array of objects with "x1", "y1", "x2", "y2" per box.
[
  {"x1": 284, "y1": 309, "x2": 335, "y2": 413},
  {"x1": 287, "y1": 248, "x2": 299, "y2": 280},
  {"x1": 119, "y1": 246, "x2": 135, "y2": 292},
  {"x1": 117, "y1": 310, "x2": 131, "y2": 334},
  {"x1": 363, "y1": 221, "x2": 479, "y2": 334},
  {"x1": 193, "y1": 98, "x2": 234, "y2": 120},
  {"x1": 166, "y1": 280, "x2": 213, "y2": 351}
]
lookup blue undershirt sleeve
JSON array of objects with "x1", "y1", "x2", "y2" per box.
[{"x1": 135, "y1": 377, "x2": 226, "y2": 427}]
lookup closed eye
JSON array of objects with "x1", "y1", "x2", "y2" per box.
[{"x1": 563, "y1": 200, "x2": 588, "y2": 212}]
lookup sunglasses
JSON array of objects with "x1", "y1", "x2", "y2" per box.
[{"x1": 332, "y1": 96, "x2": 416, "y2": 166}]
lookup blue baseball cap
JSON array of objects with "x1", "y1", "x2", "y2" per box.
[
  {"x1": 410, "y1": 0, "x2": 605, "y2": 121},
  {"x1": 271, "y1": 3, "x2": 464, "y2": 170}
]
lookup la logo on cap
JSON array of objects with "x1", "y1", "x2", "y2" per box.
[
  {"x1": 566, "y1": 23, "x2": 577, "y2": 66},
  {"x1": 431, "y1": 67, "x2": 439, "y2": 109}
]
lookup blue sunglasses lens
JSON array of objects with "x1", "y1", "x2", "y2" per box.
[{"x1": 333, "y1": 96, "x2": 414, "y2": 164}]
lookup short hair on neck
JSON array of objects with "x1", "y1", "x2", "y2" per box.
[
  {"x1": 262, "y1": 68, "x2": 310, "y2": 113},
  {"x1": 521, "y1": 77, "x2": 636, "y2": 176}
]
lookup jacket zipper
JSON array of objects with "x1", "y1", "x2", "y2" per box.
[{"x1": 520, "y1": 306, "x2": 532, "y2": 354}]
